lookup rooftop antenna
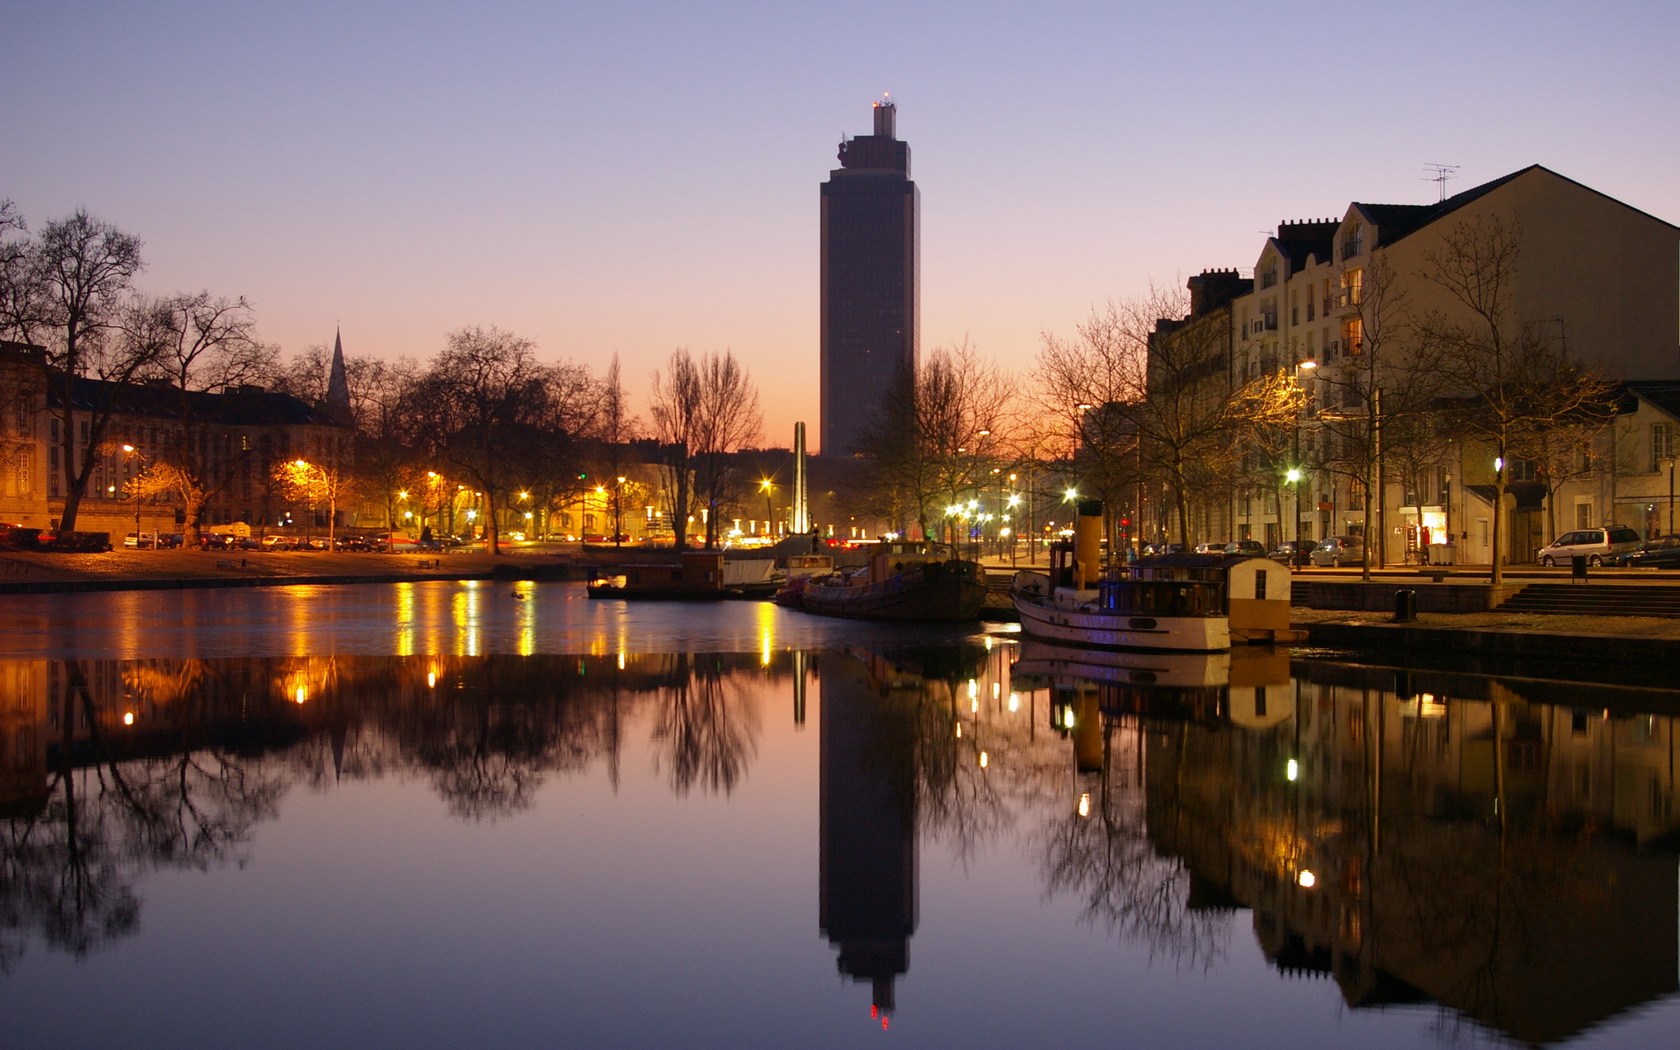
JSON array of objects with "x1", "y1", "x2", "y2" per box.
[{"x1": 1423, "y1": 163, "x2": 1460, "y2": 202}]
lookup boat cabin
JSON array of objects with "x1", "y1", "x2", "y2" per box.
[
  {"x1": 868, "y1": 540, "x2": 958, "y2": 584},
  {"x1": 1042, "y1": 544, "x2": 1294, "y2": 640}
]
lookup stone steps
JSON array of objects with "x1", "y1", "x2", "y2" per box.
[{"x1": 1495, "y1": 583, "x2": 1680, "y2": 618}]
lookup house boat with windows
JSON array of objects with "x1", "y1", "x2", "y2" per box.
[{"x1": 1011, "y1": 503, "x2": 1295, "y2": 650}]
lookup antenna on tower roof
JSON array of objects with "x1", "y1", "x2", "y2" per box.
[{"x1": 1423, "y1": 163, "x2": 1460, "y2": 202}]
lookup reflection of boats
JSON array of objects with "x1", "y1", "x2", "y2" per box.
[
  {"x1": 799, "y1": 541, "x2": 987, "y2": 621},
  {"x1": 1012, "y1": 502, "x2": 1294, "y2": 650},
  {"x1": 1013, "y1": 639, "x2": 1230, "y2": 688},
  {"x1": 588, "y1": 550, "x2": 779, "y2": 600},
  {"x1": 1011, "y1": 637, "x2": 1290, "y2": 724}
]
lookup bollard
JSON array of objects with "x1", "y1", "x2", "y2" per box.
[
  {"x1": 1394, "y1": 588, "x2": 1417, "y2": 623},
  {"x1": 1571, "y1": 555, "x2": 1588, "y2": 581}
]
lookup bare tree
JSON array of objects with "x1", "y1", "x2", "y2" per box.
[
  {"x1": 648, "y1": 349, "x2": 704, "y2": 548},
  {"x1": 273, "y1": 456, "x2": 354, "y2": 548},
  {"x1": 1310, "y1": 257, "x2": 1452, "y2": 576},
  {"x1": 0, "y1": 200, "x2": 38, "y2": 342},
  {"x1": 1036, "y1": 306, "x2": 1142, "y2": 546},
  {"x1": 27, "y1": 210, "x2": 147, "y2": 530},
  {"x1": 1418, "y1": 218, "x2": 1619, "y2": 583},
  {"x1": 693, "y1": 351, "x2": 762, "y2": 548},
  {"x1": 121, "y1": 292, "x2": 277, "y2": 542},
  {"x1": 1049, "y1": 290, "x2": 1301, "y2": 547},
  {"x1": 273, "y1": 342, "x2": 332, "y2": 403},
  {"x1": 594, "y1": 354, "x2": 642, "y2": 545},
  {"x1": 862, "y1": 339, "x2": 1013, "y2": 542},
  {"x1": 409, "y1": 326, "x2": 548, "y2": 555}
]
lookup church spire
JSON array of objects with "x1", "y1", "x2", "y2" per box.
[{"x1": 325, "y1": 327, "x2": 351, "y2": 423}]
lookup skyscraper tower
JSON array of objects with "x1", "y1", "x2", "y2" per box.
[{"x1": 820, "y1": 99, "x2": 919, "y2": 456}]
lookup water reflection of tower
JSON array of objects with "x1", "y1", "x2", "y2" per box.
[{"x1": 819, "y1": 656, "x2": 918, "y2": 1025}]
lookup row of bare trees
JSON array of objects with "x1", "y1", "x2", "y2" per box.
[
  {"x1": 0, "y1": 202, "x2": 768, "y2": 549},
  {"x1": 1016, "y1": 217, "x2": 1620, "y2": 579}
]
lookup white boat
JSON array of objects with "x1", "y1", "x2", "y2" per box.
[{"x1": 1012, "y1": 568, "x2": 1231, "y2": 650}]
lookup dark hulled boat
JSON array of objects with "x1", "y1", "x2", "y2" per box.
[{"x1": 798, "y1": 541, "x2": 987, "y2": 621}]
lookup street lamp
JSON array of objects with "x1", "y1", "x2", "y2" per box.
[
  {"x1": 760, "y1": 478, "x2": 775, "y2": 538},
  {"x1": 1443, "y1": 472, "x2": 1453, "y2": 561},
  {"x1": 616, "y1": 476, "x2": 627, "y2": 547},
  {"x1": 1286, "y1": 467, "x2": 1302, "y2": 568},
  {"x1": 120, "y1": 444, "x2": 145, "y2": 538},
  {"x1": 286, "y1": 458, "x2": 338, "y2": 549}
]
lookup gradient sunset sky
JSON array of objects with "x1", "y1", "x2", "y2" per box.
[{"x1": 5, "y1": 1, "x2": 1677, "y2": 450}]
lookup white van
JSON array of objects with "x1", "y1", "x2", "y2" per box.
[{"x1": 1536, "y1": 525, "x2": 1642, "y2": 567}]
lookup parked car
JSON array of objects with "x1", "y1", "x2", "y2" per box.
[
  {"x1": 1623, "y1": 534, "x2": 1680, "y2": 568},
  {"x1": 1269, "y1": 540, "x2": 1315, "y2": 564},
  {"x1": 375, "y1": 532, "x2": 418, "y2": 553},
  {"x1": 1536, "y1": 525, "x2": 1642, "y2": 567},
  {"x1": 1223, "y1": 539, "x2": 1268, "y2": 557},
  {"x1": 123, "y1": 531, "x2": 157, "y2": 550},
  {"x1": 1310, "y1": 535, "x2": 1367, "y2": 568},
  {"x1": 1192, "y1": 542, "x2": 1224, "y2": 554},
  {"x1": 1143, "y1": 542, "x2": 1185, "y2": 556},
  {"x1": 260, "y1": 534, "x2": 296, "y2": 551}
]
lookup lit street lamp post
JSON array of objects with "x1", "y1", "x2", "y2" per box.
[{"x1": 1286, "y1": 468, "x2": 1302, "y2": 568}]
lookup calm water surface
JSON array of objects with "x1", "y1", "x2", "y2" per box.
[{"x1": 1, "y1": 581, "x2": 1677, "y2": 1049}]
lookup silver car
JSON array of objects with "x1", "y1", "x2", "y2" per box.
[
  {"x1": 1537, "y1": 525, "x2": 1642, "y2": 567},
  {"x1": 1310, "y1": 535, "x2": 1366, "y2": 567}
]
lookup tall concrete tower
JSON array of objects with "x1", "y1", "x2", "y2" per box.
[{"x1": 820, "y1": 99, "x2": 919, "y2": 456}]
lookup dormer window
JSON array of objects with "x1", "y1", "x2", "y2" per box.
[{"x1": 1341, "y1": 222, "x2": 1363, "y2": 261}]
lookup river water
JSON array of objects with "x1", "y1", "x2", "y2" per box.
[{"x1": 0, "y1": 581, "x2": 1676, "y2": 1048}]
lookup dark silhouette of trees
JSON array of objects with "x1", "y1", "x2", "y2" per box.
[
  {"x1": 860, "y1": 340, "x2": 1013, "y2": 541},
  {"x1": 648, "y1": 349, "x2": 762, "y2": 548},
  {"x1": 407, "y1": 326, "x2": 551, "y2": 555},
  {"x1": 12, "y1": 210, "x2": 148, "y2": 530},
  {"x1": 121, "y1": 292, "x2": 277, "y2": 542}
]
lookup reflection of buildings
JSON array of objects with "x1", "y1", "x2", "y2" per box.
[
  {"x1": 1144, "y1": 662, "x2": 1680, "y2": 1045},
  {"x1": 0, "y1": 660, "x2": 48, "y2": 818},
  {"x1": 819, "y1": 654, "x2": 919, "y2": 1023}
]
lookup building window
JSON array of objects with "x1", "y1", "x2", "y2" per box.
[
  {"x1": 1343, "y1": 318, "x2": 1364, "y2": 355},
  {"x1": 1575, "y1": 503, "x2": 1593, "y2": 529},
  {"x1": 1340, "y1": 268, "x2": 1363, "y2": 307},
  {"x1": 1652, "y1": 423, "x2": 1674, "y2": 471}
]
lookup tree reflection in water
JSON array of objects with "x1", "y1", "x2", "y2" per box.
[
  {"x1": 0, "y1": 650, "x2": 781, "y2": 966},
  {"x1": 652, "y1": 654, "x2": 761, "y2": 796},
  {"x1": 1035, "y1": 718, "x2": 1231, "y2": 971},
  {"x1": 1, "y1": 659, "x2": 289, "y2": 970}
]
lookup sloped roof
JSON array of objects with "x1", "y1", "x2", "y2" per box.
[
  {"x1": 50, "y1": 375, "x2": 344, "y2": 428},
  {"x1": 1622, "y1": 381, "x2": 1680, "y2": 421},
  {"x1": 1357, "y1": 165, "x2": 1679, "y2": 249}
]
